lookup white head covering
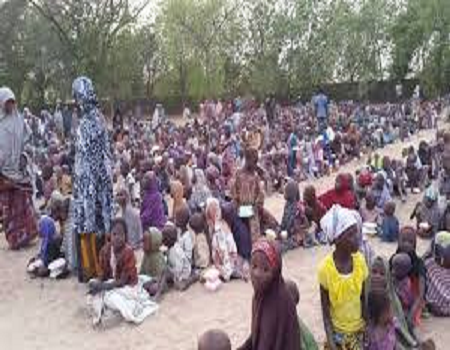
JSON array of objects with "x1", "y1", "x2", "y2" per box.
[
  {"x1": 0, "y1": 87, "x2": 16, "y2": 119},
  {"x1": 320, "y1": 205, "x2": 361, "y2": 244}
]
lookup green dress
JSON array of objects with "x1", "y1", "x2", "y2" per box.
[{"x1": 299, "y1": 317, "x2": 319, "y2": 350}]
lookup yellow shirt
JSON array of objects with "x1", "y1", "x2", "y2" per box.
[{"x1": 318, "y1": 252, "x2": 368, "y2": 334}]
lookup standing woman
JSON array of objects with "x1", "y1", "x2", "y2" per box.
[
  {"x1": 231, "y1": 147, "x2": 265, "y2": 243},
  {"x1": 0, "y1": 87, "x2": 38, "y2": 249},
  {"x1": 72, "y1": 77, "x2": 113, "y2": 282}
]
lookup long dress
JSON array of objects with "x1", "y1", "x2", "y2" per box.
[
  {"x1": 0, "y1": 87, "x2": 37, "y2": 249},
  {"x1": 231, "y1": 169, "x2": 264, "y2": 242},
  {"x1": 72, "y1": 77, "x2": 113, "y2": 281}
]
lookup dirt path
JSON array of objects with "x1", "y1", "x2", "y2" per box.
[{"x1": 0, "y1": 127, "x2": 448, "y2": 350}]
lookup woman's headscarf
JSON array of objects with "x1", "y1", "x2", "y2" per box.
[
  {"x1": 140, "y1": 174, "x2": 166, "y2": 230},
  {"x1": 319, "y1": 174, "x2": 357, "y2": 210},
  {"x1": 72, "y1": 77, "x2": 97, "y2": 112},
  {"x1": 320, "y1": 204, "x2": 359, "y2": 244},
  {"x1": 366, "y1": 256, "x2": 418, "y2": 348},
  {"x1": 0, "y1": 87, "x2": 29, "y2": 182},
  {"x1": 190, "y1": 169, "x2": 212, "y2": 210},
  {"x1": 247, "y1": 238, "x2": 301, "y2": 350},
  {"x1": 171, "y1": 180, "x2": 186, "y2": 217}
]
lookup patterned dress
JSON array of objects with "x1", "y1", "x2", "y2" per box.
[{"x1": 71, "y1": 77, "x2": 113, "y2": 280}]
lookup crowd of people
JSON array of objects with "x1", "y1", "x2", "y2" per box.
[{"x1": 0, "y1": 78, "x2": 449, "y2": 350}]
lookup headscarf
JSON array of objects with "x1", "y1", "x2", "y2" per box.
[
  {"x1": 190, "y1": 169, "x2": 212, "y2": 210},
  {"x1": 72, "y1": 76, "x2": 113, "y2": 236},
  {"x1": 140, "y1": 228, "x2": 165, "y2": 278},
  {"x1": 38, "y1": 215, "x2": 57, "y2": 265},
  {"x1": 246, "y1": 238, "x2": 301, "y2": 350},
  {"x1": 72, "y1": 77, "x2": 98, "y2": 112},
  {"x1": 435, "y1": 231, "x2": 450, "y2": 250},
  {"x1": 140, "y1": 174, "x2": 166, "y2": 230},
  {"x1": 171, "y1": 180, "x2": 186, "y2": 217},
  {"x1": 366, "y1": 257, "x2": 418, "y2": 348},
  {"x1": 318, "y1": 174, "x2": 357, "y2": 210},
  {"x1": 0, "y1": 87, "x2": 29, "y2": 182},
  {"x1": 320, "y1": 204, "x2": 359, "y2": 244}
]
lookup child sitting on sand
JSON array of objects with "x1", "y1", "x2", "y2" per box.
[
  {"x1": 390, "y1": 227, "x2": 426, "y2": 336},
  {"x1": 206, "y1": 198, "x2": 246, "y2": 281},
  {"x1": 380, "y1": 201, "x2": 399, "y2": 242},
  {"x1": 391, "y1": 253, "x2": 415, "y2": 319},
  {"x1": 360, "y1": 192, "x2": 380, "y2": 225},
  {"x1": 281, "y1": 180, "x2": 310, "y2": 249},
  {"x1": 162, "y1": 221, "x2": 197, "y2": 291},
  {"x1": 27, "y1": 215, "x2": 64, "y2": 278},
  {"x1": 190, "y1": 213, "x2": 210, "y2": 270},
  {"x1": 198, "y1": 330, "x2": 232, "y2": 350},
  {"x1": 140, "y1": 228, "x2": 165, "y2": 279}
]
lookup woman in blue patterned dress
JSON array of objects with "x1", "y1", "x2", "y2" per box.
[{"x1": 72, "y1": 77, "x2": 113, "y2": 282}]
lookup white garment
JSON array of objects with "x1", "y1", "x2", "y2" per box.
[
  {"x1": 88, "y1": 276, "x2": 158, "y2": 325},
  {"x1": 320, "y1": 205, "x2": 361, "y2": 244},
  {"x1": 211, "y1": 225, "x2": 238, "y2": 281}
]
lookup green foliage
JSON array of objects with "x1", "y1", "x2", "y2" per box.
[{"x1": 1, "y1": 0, "x2": 449, "y2": 109}]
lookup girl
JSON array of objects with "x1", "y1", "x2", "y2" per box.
[
  {"x1": 189, "y1": 169, "x2": 212, "y2": 212},
  {"x1": 367, "y1": 257, "x2": 419, "y2": 349},
  {"x1": 319, "y1": 174, "x2": 357, "y2": 211},
  {"x1": 27, "y1": 215, "x2": 63, "y2": 278},
  {"x1": 238, "y1": 238, "x2": 301, "y2": 350},
  {"x1": 318, "y1": 205, "x2": 369, "y2": 350},
  {"x1": 390, "y1": 227, "x2": 426, "y2": 335},
  {"x1": 190, "y1": 213, "x2": 210, "y2": 270},
  {"x1": 281, "y1": 180, "x2": 310, "y2": 248},
  {"x1": 140, "y1": 171, "x2": 167, "y2": 231},
  {"x1": 140, "y1": 228, "x2": 165, "y2": 279},
  {"x1": 411, "y1": 187, "x2": 440, "y2": 239},
  {"x1": 170, "y1": 180, "x2": 186, "y2": 219},
  {"x1": 116, "y1": 187, "x2": 143, "y2": 249},
  {"x1": 88, "y1": 218, "x2": 158, "y2": 325},
  {"x1": 206, "y1": 198, "x2": 245, "y2": 281}
]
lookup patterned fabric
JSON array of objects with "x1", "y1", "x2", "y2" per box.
[
  {"x1": 425, "y1": 257, "x2": 450, "y2": 316},
  {"x1": 252, "y1": 238, "x2": 279, "y2": 269},
  {"x1": 0, "y1": 183, "x2": 37, "y2": 250},
  {"x1": 211, "y1": 224, "x2": 238, "y2": 281},
  {"x1": 99, "y1": 243, "x2": 138, "y2": 286},
  {"x1": 72, "y1": 77, "x2": 113, "y2": 237},
  {"x1": 167, "y1": 231, "x2": 194, "y2": 283},
  {"x1": 324, "y1": 331, "x2": 364, "y2": 350}
]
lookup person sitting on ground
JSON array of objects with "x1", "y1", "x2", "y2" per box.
[
  {"x1": 410, "y1": 187, "x2": 441, "y2": 239},
  {"x1": 389, "y1": 227, "x2": 426, "y2": 338},
  {"x1": 163, "y1": 220, "x2": 197, "y2": 291},
  {"x1": 424, "y1": 231, "x2": 450, "y2": 317},
  {"x1": 281, "y1": 180, "x2": 311, "y2": 249},
  {"x1": 87, "y1": 218, "x2": 158, "y2": 325},
  {"x1": 190, "y1": 212, "x2": 210, "y2": 270},
  {"x1": 359, "y1": 192, "x2": 380, "y2": 225},
  {"x1": 116, "y1": 187, "x2": 143, "y2": 249},
  {"x1": 285, "y1": 279, "x2": 319, "y2": 350},
  {"x1": 370, "y1": 173, "x2": 392, "y2": 211},
  {"x1": 237, "y1": 238, "x2": 301, "y2": 350},
  {"x1": 319, "y1": 173, "x2": 357, "y2": 211},
  {"x1": 380, "y1": 201, "x2": 400, "y2": 243},
  {"x1": 198, "y1": 329, "x2": 232, "y2": 350},
  {"x1": 140, "y1": 171, "x2": 167, "y2": 231},
  {"x1": 405, "y1": 146, "x2": 421, "y2": 193},
  {"x1": 318, "y1": 205, "x2": 369, "y2": 349},
  {"x1": 206, "y1": 198, "x2": 246, "y2": 281},
  {"x1": 27, "y1": 215, "x2": 64, "y2": 278}
]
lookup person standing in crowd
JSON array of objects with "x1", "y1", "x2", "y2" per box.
[
  {"x1": 62, "y1": 104, "x2": 73, "y2": 140},
  {"x1": 0, "y1": 87, "x2": 38, "y2": 250},
  {"x1": 313, "y1": 88, "x2": 329, "y2": 132},
  {"x1": 71, "y1": 77, "x2": 113, "y2": 282}
]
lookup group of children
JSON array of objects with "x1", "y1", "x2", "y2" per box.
[{"x1": 14, "y1": 95, "x2": 450, "y2": 348}]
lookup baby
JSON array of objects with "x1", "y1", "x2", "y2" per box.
[
  {"x1": 198, "y1": 329, "x2": 231, "y2": 350},
  {"x1": 380, "y1": 201, "x2": 399, "y2": 242}
]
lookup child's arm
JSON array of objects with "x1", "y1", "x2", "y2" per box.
[
  {"x1": 409, "y1": 274, "x2": 426, "y2": 328},
  {"x1": 320, "y1": 286, "x2": 338, "y2": 350}
]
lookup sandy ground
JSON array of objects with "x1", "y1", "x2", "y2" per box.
[{"x1": 1, "y1": 127, "x2": 449, "y2": 350}]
